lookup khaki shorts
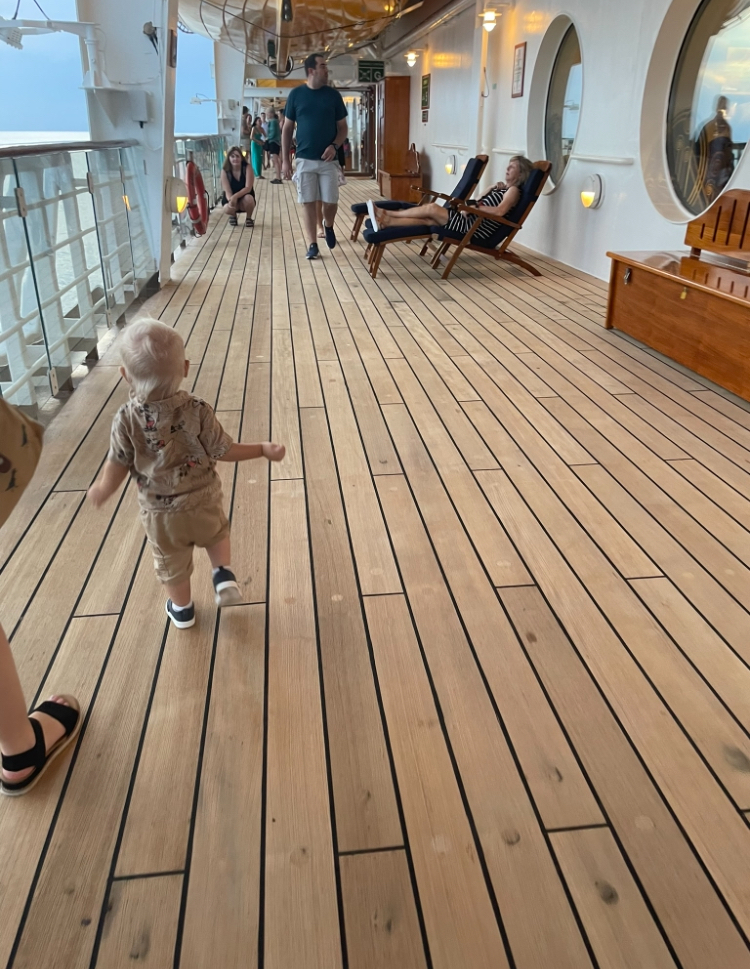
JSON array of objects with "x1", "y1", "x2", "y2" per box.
[
  {"x1": 293, "y1": 158, "x2": 340, "y2": 205},
  {"x1": 140, "y1": 496, "x2": 230, "y2": 584}
]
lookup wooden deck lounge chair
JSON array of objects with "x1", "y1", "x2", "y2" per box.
[
  {"x1": 429, "y1": 160, "x2": 551, "y2": 279},
  {"x1": 363, "y1": 160, "x2": 550, "y2": 280},
  {"x1": 350, "y1": 154, "x2": 488, "y2": 241}
]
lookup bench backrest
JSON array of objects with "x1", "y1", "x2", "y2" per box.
[{"x1": 684, "y1": 189, "x2": 750, "y2": 260}]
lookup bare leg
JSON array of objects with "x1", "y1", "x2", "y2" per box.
[
  {"x1": 321, "y1": 201, "x2": 338, "y2": 229},
  {"x1": 272, "y1": 153, "x2": 282, "y2": 179},
  {"x1": 206, "y1": 535, "x2": 231, "y2": 570},
  {"x1": 302, "y1": 202, "x2": 318, "y2": 247},
  {"x1": 239, "y1": 195, "x2": 256, "y2": 220},
  {"x1": 316, "y1": 201, "x2": 325, "y2": 237},
  {"x1": 165, "y1": 577, "x2": 192, "y2": 608},
  {"x1": 379, "y1": 201, "x2": 448, "y2": 227},
  {"x1": 0, "y1": 622, "x2": 72, "y2": 784}
]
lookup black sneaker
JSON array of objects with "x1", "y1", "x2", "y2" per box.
[
  {"x1": 270, "y1": 178, "x2": 283, "y2": 184},
  {"x1": 323, "y1": 222, "x2": 336, "y2": 250},
  {"x1": 212, "y1": 567, "x2": 242, "y2": 606},
  {"x1": 166, "y1": 599, "x2": 195, "y2": 629},
  {"x1": 306, "y1": 243, "x2": 320, "y2": 260}
]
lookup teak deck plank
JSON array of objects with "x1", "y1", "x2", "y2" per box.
[
  {"x1": 301, "y1": 408, "x2": 403, "y2": 851},
  {"x1": 264, "y1": 478, "x2": 342, "y2": 969},
  {"x1": 179, "y1": 604, "x2": 266, "y2": 969},
  {"x1": 364, "y1": 593, "x2": 512, "y2": 969},
  {"x1": 339, "y1": 851, "x2": 428, "y2": 969},
  {"x1": 6, "y1": 180, "x2": 750, "y2": 969},
  {"x1": 550, "y1": 827, "x2": 679, "y2": 969},
  {"x1": 317, "y1": 359, "x2": 401, "y2": 595},
  {"x1": 375, "y1": 426, "x2": 603, "y2": 831},
  {"x1": 96, "y1": 875, "x2": 183, "y2": 969},
  {"x1": 374, "y1": 474, "x2": 595, "y2": 969}
]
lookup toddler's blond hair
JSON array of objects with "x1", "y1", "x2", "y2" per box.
[{"x1": 119, "y1": 318, "x2": 186, "y2": 401}]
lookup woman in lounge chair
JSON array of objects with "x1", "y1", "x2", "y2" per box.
[{"x1": 367, "y1": 155, "x2": 533, "y2": 243}]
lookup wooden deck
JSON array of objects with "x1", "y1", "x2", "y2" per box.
[{"x1": 4, "y1": 177, "x2": 750, "y2": 969}]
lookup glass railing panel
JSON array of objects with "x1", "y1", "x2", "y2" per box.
[
  {"x1": 88, "y1": 147, "x2": 137, "y2": 321},
  {"x1": 119, "y1": 145, "x2": 158, "y2": 289},
  {"x1": 0, "y1": 136, "x2": 224, "y2": 409},
  {"x1": 14, "y1": 151, "x2": 108, "y2": 396},
  {"x1": 0, "y1": 157, "x2": 51, "y2": 410}
]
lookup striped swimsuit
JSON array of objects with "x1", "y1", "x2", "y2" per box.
[{"x1": 446, "y1": 186, "x2": 507, "y2": 244}]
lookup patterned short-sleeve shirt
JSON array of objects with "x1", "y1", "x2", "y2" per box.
[{"x1": 108, "y1": 391, "x2": 233, "y2": 510}]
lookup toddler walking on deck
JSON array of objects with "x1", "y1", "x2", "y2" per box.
[{"x1": 87, "y1": 318, "x2": 285, "y2": 628}]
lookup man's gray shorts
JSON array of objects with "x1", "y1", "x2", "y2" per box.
[{"x1": 293, "y1": 158, "x2": 340, "y2": 205}]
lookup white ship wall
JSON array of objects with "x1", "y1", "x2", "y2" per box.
[{"x1": 395, "y1": 0, "x2": 750, "y2": 279}]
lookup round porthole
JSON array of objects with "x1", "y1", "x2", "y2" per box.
[
  {"x1": 527, "y1": 16, "x2": 583, "y2": 190},
  {"x1": 667, "y1": 0, "x2": 750, "y2": 215},
  {"x1": 545, "y1": 26, "x2": 582, "y2": 184},
  {"x1": 642, "y1": 0, "x2": 750, "y2": 221}
]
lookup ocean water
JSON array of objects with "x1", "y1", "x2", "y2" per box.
[{"x1": 0, "y1": 131, "x2": 90, "y2": 147}]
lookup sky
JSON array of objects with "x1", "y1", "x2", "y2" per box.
[{"x1": 0, "y1": 0, "x2": 218, "y2": 134}]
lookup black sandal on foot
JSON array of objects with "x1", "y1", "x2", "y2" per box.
[
  {"x1": 245, "y1": 217, "x2": 255, "y2": 228},
  {"x1": 228, "y1": 215, "x2": 238, "y2": 227},
  {"x1": 1, "y1": 696, "x2": 81, "y2": 797}
]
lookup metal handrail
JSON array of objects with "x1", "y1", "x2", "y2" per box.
[{"x1": 0, "y1": 139, "x2": 139, "y2": 159}]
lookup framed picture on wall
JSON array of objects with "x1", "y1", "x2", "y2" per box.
[
  {"x1": 512, "y1": 42, "x2": 526, "y2": 98},
  {"x1": 422, "y1": 109, "x2": 429, "y2": 123},
  {"x1": 421, "y1": 74, "x2": 431, "y2": 110}
]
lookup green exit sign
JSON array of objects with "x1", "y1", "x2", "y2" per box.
[{"x1": 358, "y1": 60, "x2": 385, "y2": 83}]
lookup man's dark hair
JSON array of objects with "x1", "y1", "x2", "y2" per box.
[
  {"x1": 304, "y1": 53, "x2": 324, "y2": 75},
  {"x1": 242, "y1": 105, "x2": 249, "y2": 114}
]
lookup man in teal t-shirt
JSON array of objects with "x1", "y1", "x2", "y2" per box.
[{"x1": 282, "y1": 54, "x2": 348, "y2": 260}]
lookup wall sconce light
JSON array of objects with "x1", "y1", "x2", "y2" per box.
[
  {"x1": 445, "y1": 154, "x2": 456, "y2": 175},
  {"x1": 165, "y1": 176, "x2": 190, "y2": 214},
  {"x1": 405, "y1": 49, "x2": 419, "y2": 66},
  {"x1": 481, "y1": 10, "x2": 497, "y2": 31},
  {"x1": 580, "y1": 173, "x2": 604, "y2": 209}
]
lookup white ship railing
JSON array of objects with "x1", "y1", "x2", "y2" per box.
[{"x1": 0, "y1": 135, "x2": 226, "y2": 412}]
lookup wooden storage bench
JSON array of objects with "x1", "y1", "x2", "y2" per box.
[{"x1": 606, "y1": 190, "x2": 750, "y2": 401}]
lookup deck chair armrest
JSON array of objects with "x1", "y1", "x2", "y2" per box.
[{"x1": 453, "y1": 201, "x2": 521, "y2": 228}]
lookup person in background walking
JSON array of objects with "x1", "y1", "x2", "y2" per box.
[
  {"x1": 282, "y1": 54, "x2": 348, "y2": 259},
  {"x1": 250, "y1": 117, "x2": 266, "y2": 179},
  {"x1": 240, "y1": 106, "x2": 252, "y2": 157},
  {"x1": 266, "y1": 109, "x2": 283, "y2": 183},
  {"x1": 260, "y1": 112, "x2": 270, "y2": 170}
]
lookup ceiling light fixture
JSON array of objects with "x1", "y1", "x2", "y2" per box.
[
  {"x1": 482, "y1": 10, "x2": 497, "y2": 31},
  {"x1": 405, "y1": 49, "x2": 418, "y2": 66}
]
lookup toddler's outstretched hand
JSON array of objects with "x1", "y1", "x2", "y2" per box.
[
  {"x1": 87, "y1": 483, "x2": 107, "y2": 508},
  {"x1": 262, "y1": 441, "x2": 286, "y2": 461},
  {"x1": 262, "y1": 442, "x2": 286, "y2": 462}
]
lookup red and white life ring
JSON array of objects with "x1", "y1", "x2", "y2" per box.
[{"x1": 186, "y1": 160, "x2": 209, "y2": 236}]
